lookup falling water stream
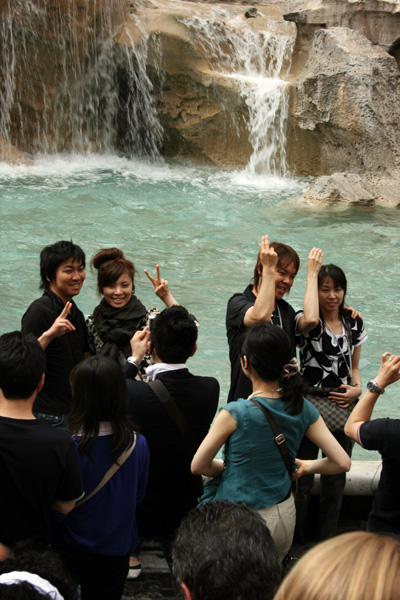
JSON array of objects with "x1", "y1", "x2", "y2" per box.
[
  {"x1": 182, "y1": 13, "x2": 295, "y2": 174},
  {"x1": 0, "y1": 1, "x2": 399, "y2": 461}
]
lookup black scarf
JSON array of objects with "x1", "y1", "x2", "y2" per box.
[{"x1": 93, "y1": 295, "x2": 147, "y2": 363}]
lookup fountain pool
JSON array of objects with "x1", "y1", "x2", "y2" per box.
[{"x1": 1, "y1": 154, "x2": 399, "y2": 461}]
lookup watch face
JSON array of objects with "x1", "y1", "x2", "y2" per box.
[{"x1": 367, "y1": 380, "x2": 383, "y2": 394}]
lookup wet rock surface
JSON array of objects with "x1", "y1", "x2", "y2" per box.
[{"x1": 0, "y1": 0, "x2": 399, "y2": 204}]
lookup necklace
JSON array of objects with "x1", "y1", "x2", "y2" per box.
[
  {"x1": 248, "y1": 389, "x2": 282, "y2": 399},
  {"x1": 272, "y1": 304, "x2": 283, "y2": 329}
]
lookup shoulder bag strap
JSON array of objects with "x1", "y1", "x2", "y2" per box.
[
  {"x1": 76, "y1": 432, "x2": 137, "y2": 507},
  {"x1": 343, "y1": 317, "x2": 353, "y2": 382},
  {"x1": 148, "y1": 379, "x2": 198, "y2": 455},
  {"x1": 250, "y1": 399, "x2": 293, "y2": 479}
]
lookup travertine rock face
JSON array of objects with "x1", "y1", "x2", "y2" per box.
[
  {"x1": 0, "y1": 137, "x2": 33, "y2": 166},
  {"x1": 300, "y1": 171, "x2": 400, "y2": 207},
  {"x1": 1, "y1": 0, "x2": 400, "y2": 204},
  {"x1": 118, "y1": 0, "x2": 295, "y2": 168},
  {"x1": 284, "y1": 0, "x2": 400, "y2": 53},
  {"x1": 286, "y1": 27, "x2": 400, "y2": 177},
  {"x1": 0, "y1": 0, "x2": 126, "y2": 153}
]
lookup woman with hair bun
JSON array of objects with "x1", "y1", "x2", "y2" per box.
[
  {"x1": 87, "y1": 248, "x2": 178, "y2": 372},
  {"x1": 191, "y1": 324, "x2": 350, "y2": 561},
  {"x1": 273, "y1": 531, "x2": 400, "y2": 600}
]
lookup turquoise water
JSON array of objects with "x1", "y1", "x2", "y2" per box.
[{"x1": 1, "y1": 154, "x2": 399, "y2": 459}]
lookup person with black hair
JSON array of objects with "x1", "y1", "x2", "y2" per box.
[
  {"x1": 124, "y1": 306, "x2": 219, "y2": 571},
  {"x1": 54, "y1": 355, "x2": 149, "y2": 600},
  {"x1": 87, "y1": 247, "x2": 178, "y2": 372},
  {"x1": 294, "y1": 264, "x2": 367, "y2": 543},
  {"x1": 191, "y1": 324, "x2": 350, "y2": 561},
  {"x1": 21, "y1": 240, "x2": 89, "y2": 426},
  {"x1": 345, "y1": 352, "x2": 400, "y2": 536},
  {"x1": 0, "y1": 540, "x2": 77, "y2": 600},
  {"x1": 226, "y1": 235, "x2": 323, "y2": 402},
  {"x1": 0, "y1": 332, "x2": 83, "y2": 549},
  {"x1": 172, "y1": 501, "x2": 282, "y2": 600}
]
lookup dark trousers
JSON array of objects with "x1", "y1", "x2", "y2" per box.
[
  {"x1": 294, "y1": 431, "x2": 354, "y2": 544},
  {"x1": 63, "y1": 548, "x2": 129, "y2": 600}
]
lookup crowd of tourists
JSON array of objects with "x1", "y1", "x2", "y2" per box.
[{"x1": 0, "y1": 237, "x2": 399, "y2": 600}]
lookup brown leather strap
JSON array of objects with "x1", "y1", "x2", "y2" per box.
[
  {"x1": 148, "y1": 379, "x2": 198, "y2": 455},
  {"x1": 76, "y1": 432, "x2": 137, "y2": 507},
  {"x1": 250, "y1": 399, "x2": 293, "y2": 479}
]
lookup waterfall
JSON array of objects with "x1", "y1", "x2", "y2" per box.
[
  {"x1": 181, "y1": 13, "x2": 296, "y2": 176},
  {"x1": 0, "y1": 0, "x2": 163, "y2": 158},
  {"x1": 0, "y1": 0, "x2": 295, "y2": 173}
]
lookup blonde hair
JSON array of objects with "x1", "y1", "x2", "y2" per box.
[{"x1": 274, "y1": 531, "x2": 400, "y2": 600}]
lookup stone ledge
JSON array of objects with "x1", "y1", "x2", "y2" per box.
[{"x1": 312, "y1": 460, "x2": 382, "y2": 496}]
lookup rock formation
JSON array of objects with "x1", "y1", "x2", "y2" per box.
[
  {"x1": 0, "y1": 0, "x2": 399, "y2": 204},
  {"x1": 286, "y1": 27, "x2": 400, "y2": 206}
]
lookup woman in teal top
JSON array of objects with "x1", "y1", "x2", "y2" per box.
[{"x1": 192, "y1": 324, "x2": 350, "y2": 561}]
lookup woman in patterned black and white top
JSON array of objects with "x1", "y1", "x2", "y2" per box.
[{"x1": 294, "y1": 263, "x2": 367, "y2": 545}]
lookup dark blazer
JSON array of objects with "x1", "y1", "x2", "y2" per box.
[{"x1": 124, "y1": 363, "x2": 219, "y2": 536}]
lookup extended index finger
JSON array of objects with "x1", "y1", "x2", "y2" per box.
[
  {"x1": 144, "y1": 269, "x2": 156, "y2": 284},
  {"x1": 156, "y1": 264, "x2": 161, "y2": 281}
]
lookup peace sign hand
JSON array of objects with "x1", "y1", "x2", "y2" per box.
[{"x1": 144, "y1": 264, "x2": 170, "y2": 300}]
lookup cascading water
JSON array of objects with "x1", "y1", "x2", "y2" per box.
[
  {"x1": 0, "y1": 0, "x2": 295, "y2": 174},
  {"x1": 0, "y1": 0, "x2": 163, "y2": 157},
  {"x1": 181, "y1": 13, "x2": 296, "y2": 176}
]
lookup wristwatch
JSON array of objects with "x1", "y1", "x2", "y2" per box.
[
  {"x1": 366, "y1": 380, "x2": 385, "y2": 395},
  {"x1": 127, "y1": 356, "x2": 141, "y2": 369}
]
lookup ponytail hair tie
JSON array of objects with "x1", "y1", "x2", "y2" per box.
[{"x1": 282, "y1": 357, "x2": 299, "y2": 380}]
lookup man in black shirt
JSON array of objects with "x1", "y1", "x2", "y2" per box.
[
  {"x1": 21, "y1": 240, "x2": 89, "y2": 426},
  {"x1": 0, "y1": 331, "x2": 83, "y2": 548},
  {"x1": 345, "y1": 352, "x2": 400, "y2": 535}
]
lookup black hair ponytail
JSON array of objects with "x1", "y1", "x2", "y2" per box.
[{"x1": 239, "y1": 324, "x2": 306, "y2": 414}]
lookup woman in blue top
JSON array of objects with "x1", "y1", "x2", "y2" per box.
[
  {"x1": 56, "y1": 356, "x2": 149, "y2": 600},
  {"x1": 192, "y1": 324, "x2": 350, "y2": 561}
]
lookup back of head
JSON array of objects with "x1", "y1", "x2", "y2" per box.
[
  {"x1": 68, "y1": 355, "x2": 133, "y2": 460},
  {"x1": 40, "y1": 240, "x2": 85, "y2": 289},
  {"x1": 0, "y1": 332, "x2": 45, "y2": 399},
  {"x1": 151, "y1": 306, "x2": 198, "y2": 363},
  {"x1": 253, "y1": 242, "x2": 300, "y2": 290},
  {"x1": 239, "y1": 324, "x2": 305, "y2": 413},
  {"x1": 0, "y1": 540, "x2": 77, "y2": 600},
  {"x1": 91, "y1": 247, "x2": 136, "y2": 294},
  {"x1": 173, "y1": 501, "x2": 281, "y2": 600},
  {"x1": 274, "y1": 531, "x2": 400, "y2": 600}
]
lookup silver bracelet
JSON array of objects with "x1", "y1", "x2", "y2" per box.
[{"x1": 351, "y1": 382, "x2": 362, "y2": 388}]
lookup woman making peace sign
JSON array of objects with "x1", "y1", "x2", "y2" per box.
[{"x1": 86, "y1": 248, "x2": 178, "y2": 375}]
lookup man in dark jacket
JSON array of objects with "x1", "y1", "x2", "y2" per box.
[{"x1": 125, "y1": 306, "x2": 219, "y2": 570}]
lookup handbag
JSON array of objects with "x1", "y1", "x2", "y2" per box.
[
  {"x1": 305, "y1": 391, "x2": 354, "y2": 434},
  {"x1": 306, "y1": 317, "x2": 357, "y2": 433},
  {"x1": 76, "y1": 432, "x2": 137, "y2": 507}
]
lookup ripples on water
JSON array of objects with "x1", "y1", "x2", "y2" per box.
[{"x1": 1, "y1": 155, "x2": 399, "y2": 459}]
